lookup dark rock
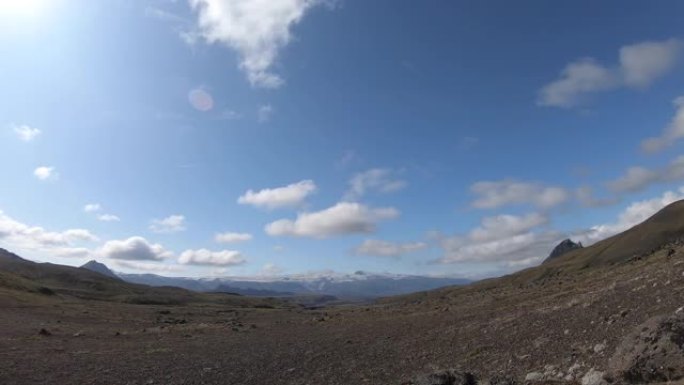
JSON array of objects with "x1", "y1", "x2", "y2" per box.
[
  {"x1": 410, "y1": 370, "x2": 476, "y2": 385},
  {"x1": 544, "y1": 239, "x2": 583, "y2": 263},
  {"x1": 38, "y1": 328, "x2": 51, "y2": 336},
  {"x1": 608, "y1": 311, "x2": 684, "y2": 383}
]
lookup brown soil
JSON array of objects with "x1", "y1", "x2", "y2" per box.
[{"x1": 2, "y1": 244, "x2": 684, "y2": 385}]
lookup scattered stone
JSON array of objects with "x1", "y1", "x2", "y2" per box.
[
  {"x1": 38, "y1": 328, "x2": 51, "y2": 336},
  {"x1": 581, "y1": 369, "x2": 607, "y2": 385},
  {"x1": 608, "y1": 311, "x2": 684, "y2": 383},
  {"x1": 524, "y1": 372, "x2": 543, "y2": 383},
  {"x1": 593, "y1": 343, "x2": 606, "y2": 354}
]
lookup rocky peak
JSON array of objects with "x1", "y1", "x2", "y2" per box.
[
  {"x1": 544, "y1": 239, "x2": 583, "y2": 263},
  {"x1": 80, "y1": 260, "x2": 119, "y2": 280}
]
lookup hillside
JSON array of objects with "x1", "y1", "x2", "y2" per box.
[
  {"x1": 546, "y1": 199, "x2": 684, "y2": 268},
  {"x1": 0, "y1": 248, "x2": 282, "y2": 308},
  {"x1": 3, "y1": 202, "x2": 684, "y2": 384}
]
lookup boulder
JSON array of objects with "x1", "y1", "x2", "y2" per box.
[
  {"x1": 608, "y1": 311, "x2": 684, "y2": 383},
  {"x1": 581, "y1": 369, "x2": 607, "y2": 385}
]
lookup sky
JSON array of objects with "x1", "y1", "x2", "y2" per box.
[{"x1": 1, "y1": 0, "x2": 684, "y2": 279}]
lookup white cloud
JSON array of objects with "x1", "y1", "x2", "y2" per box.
[
  {"x1": 575, "y1": 188, "x2": 684, "y2": 245},
  {"x1": 97, "y1": 214, "x2": 121, "y2": 222},
  {"x1": 537, "y1": 58, "x2": 617, "y2": 108},
  {"x1": 178, "y1": 248, "x2": 245, "y2": 266},
  {"x1": 149, "y1": 215, "x2": 186, "y2": 233},
  {"x1": 33, "y1": 166, "x2": 57, "y2": 181},
  {"x1": 261, "y1": 262, "x2": 284, "y2": 275},
  {"x1": 188, "y1": 0, "x2": 325, "y2": 88},
  {"x1": 265, "y1": 202, "x2": 399, "y2": 238},
  {"x1": 620, "y1": 39, "x2": 682, "y2": 87},
  {"x1": 538, "y1": 39, "x2": 681, "y2": 108},
  {"x1": 607, "y1": 166, "x2": 660, "y2": 193},
  {"x1": 470, "y1": 180, "x2": 569, "y2": 209},
  {"x1": 345, "y1": 168, "x2": 406, "y2": 200},
  {"x1": 0, "y1": 210, "x2": 98, "y2": 257},
  {"x1": 238, "y1": 180, "x2": 316, "y2": 209},
  {"x1": 468, "y1": 213, "x2": 548, "y2": 243},
  {"x1": 215, "y1": 231, "x2": 252, "y2": 243},
  {"x1": 13, "y1": 124, "x2": 41, "y2": 141},
  {"x1": 99, "y1": 236, "x2": 172, "y2": 261},
  {"x1": 437, "y1": 212, "x2": 558, "y2": 266},
  {"x1": 113, "y1": 260, "x2": 184, "y2": 273},
  {"x1": 53, "y1": 247, "x2": 91, "y2": 259},
  {"x1": 607, "y1": 155, "x2": 684, "y2": 193},
  {"x1": 257, "y1": 104, "x2": 274, "y2": 123},
  {"x1": 641, "y1": 97, "x2": 684, "y2": 153},
  {"x1": 83, "y1": 203, "x2": 101, "y2": 213},
  {"x1": 353, "y1": 239, "x2": 427, "y2": 257}
]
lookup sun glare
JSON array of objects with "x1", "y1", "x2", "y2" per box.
[{"x1": 0, "y1": 0, "x2": 48, "y2": 17}]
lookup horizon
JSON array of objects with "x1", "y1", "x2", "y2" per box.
[{"x1": 2, "y1": 0, "x2": 684, "y2": 278}]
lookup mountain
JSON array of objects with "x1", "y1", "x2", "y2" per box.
[
  {"x1": 543, "y1": 239, "x2": 583, "y2": 263},
  {"x1": 0, "y1": 248, "x2": 279, "y2": 308},
  {"x1": 213, "y1": 284, "x2": 295, "y2": 297},
  {"x1": 119, "y1": 270, "x2": 471, "y2": 299},
  {"x1": 545, "y1": 200, "x2": 684, "y2": 269},
  {"x1": 80, "y1": 260, "x2": 119, "y2": 280}
]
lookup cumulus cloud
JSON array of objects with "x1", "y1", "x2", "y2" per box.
[
  {"x1": 13, "y1": 124, "x2": 41, "y2": 141},
  {"x1": 83, "y1": 203, "x2": 101, "y2": 213},
  {"x1": 97, "y1": 214, "x2": 121, "y2": 222},
  {"x1": 538, "y1": 58, "x2": 618, "y2": 108},
  {"x1": 470, "y1": 180, "x2": 569, "y2": 209},
  {"x1": 0, "y1": 210, "x2": 97, "y2": 257},
  {"x1": 178, "y1": 248, "x2": 246, "y2": 266},
  {"x1": 607, "y1": 156, "x2": 684, "y2": 193},
  {"x1": 641, "y1": 97, "x2": 684, "y2": 153},
  {"x1": 538, "y1": 38, "x2": 681, "y2": 108},
  {"x1": 261, "y1": 262, "x2": 284, "y2": 275},
  {"x1": 345, "y1": 168, "x2": 406, "y2": 200},
  {"x1": 468, "y1": 213, "x2": 548, "y2": 243},
  {"x1": 238, "y1": 180, "x2": 316, "y2": 209},
  {"x1": 149, "y1": 215, "x2": 186, "y2": 233},
  {"x1": 113, "y1": 260, "x2": 184, "y2": 273},
  {"x1": 265, "y1": 202, "x2": 399, "y2": 238},
  {"x1": 215, "y1": 232, "x2": 252, "y2": 243},
  {"x1": 99, "y1": 236, "x2": 172, "y2": 261},
  {"x1": 33, "y1": 166, "x2": 57, "y2": 181},
  {"x1": 188, "y1": 0, "x2": 325, "y2": 88},
  {"x1": 83, "y1": 203, "x2": 120, "y2": 222},
  {"x1": 353, "y1": 239, "x2": 427, "y2": 257},
  {"x1": 620, "y1": 39, "x2": 683, "y2": 87},
  {"x1": 437, "y1": 212, "x2": 557, "y2": 266}
]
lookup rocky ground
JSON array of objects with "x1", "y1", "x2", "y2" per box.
[{"x1": 2, "y1": 244, "x2": 684, "y2": 384}]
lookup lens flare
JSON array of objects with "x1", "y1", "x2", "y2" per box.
[{"x1": 188, "y1": 89, "x2": 214, "y2": 112}]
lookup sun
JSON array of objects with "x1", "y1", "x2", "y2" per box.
[{"x1": 0, "y1": 0, "x2": 48, "y2": 17}]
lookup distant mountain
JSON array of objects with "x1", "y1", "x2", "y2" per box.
[
  {"x1": 80, "y1": 260, "x2": 120, "y2": 280},
  {"x1": 0, "y1": 249, "x2": 196, "y2": 303},
  {"x1": 118, "y1": 270, "x2": 471, "y2": 299},
  {"x1": 543, "y1": 239, "x2": 583, "y2": 263},
  {"x1": 213, "y1": 284, "x2": 295, "y2": 297}
]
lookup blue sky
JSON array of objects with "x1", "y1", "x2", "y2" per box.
[{"x1": 1, "y1": 0, "x2": 684, "y2": 278}]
